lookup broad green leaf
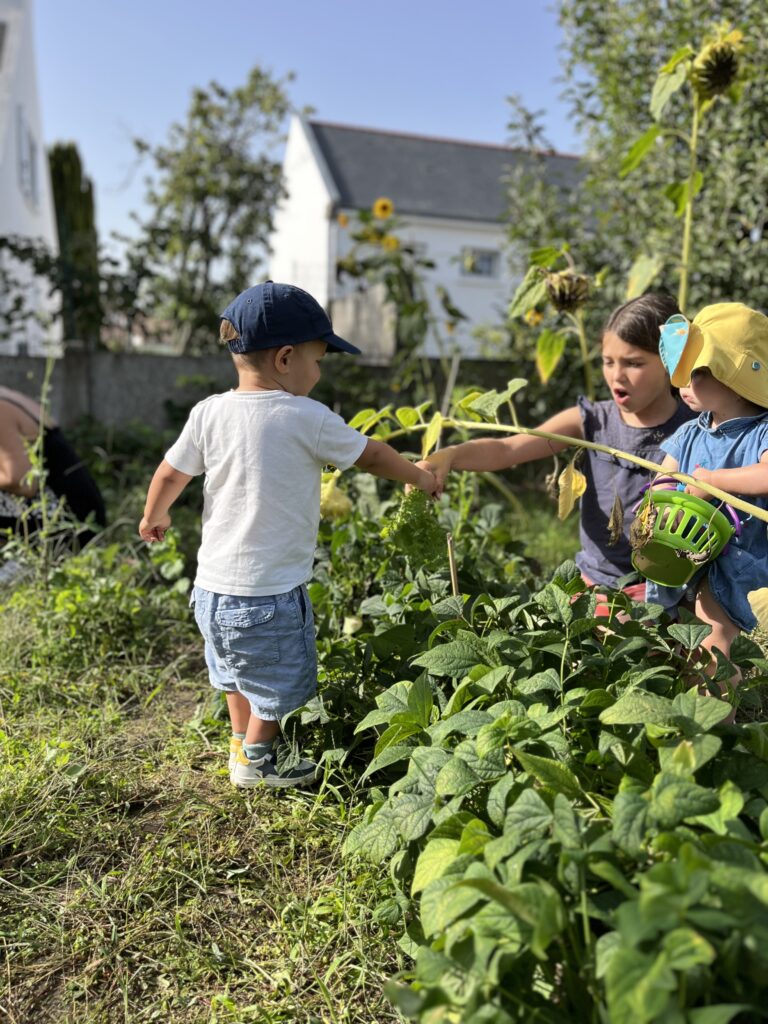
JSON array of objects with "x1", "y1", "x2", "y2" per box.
[
  {"x1": 514, "y1": 668, "x2": 561, "y2": 696},
  {"x1": 606, "y1": 947, "x2": 675, "y2": 1024},
  {"x1": 508, "y1": 266, "x2": 548, "y2": 318},
  {"x1": 664, "y1": 171, "x2": 704, "y2": 217},
  {"x1": 347, "y1": 407, "x2": 377, "y2": 430},
  {"x1": 513, "y1": 749, "x2": 581, "y2": 799},
  {"x1": 534, "y1": 583, "x2": 574, "y2": 626},
  {"x1": 420, "y1": 874, "x2": 485, "y2": 937},
  {"x1": 668, "y1": 621, "x2": 713, "y2": 650},
  {"x1": 503, "y1": 787, "x2": 553, "y2": 844},
  {"x1": 671, "y1": 688, "x2": 732, "y2": 731},
  {"x1": 458, "y1": 818, "x2": 493, "y2": 856},
  {"x1": 457, "y1": 879, "x2": 566, "y2": 959},
  {"x1": 392, "y1": 791, "x2": 434, "y2": 842},
  {"x1": 659, "y1": 44, "x2": 695, "y2": 74},
  {"x1": 412, "y1": 639, "x2": 493, "y2": 677},
  {"x1": 688, "y1": 1006, "x2": 753, "y2": 1024},
  {"x1": 619, "y1": 124, "x2": 661, "y2": 178},
  {"x1": 412, "y1": 838, "x2": 460, "y2": 894},
  {"x1": 486, "y1": 773, "x2": 518, "y2": 829},
  {"x1": 407, "y1": 675, "x2": 433, "y2": 728},
  {"x1": 691, "y1": 780, "x2": 744, "y2": 835},
  {"x1": 373, "y1": 721, "x2": 420, "y2": 756},
  {"x1": 344, "y1": 803, "x2": 401, "y2": 863},
  {"x1": 536, "y1": 328, "x2": 567, "y2": 384},
  {"x1": 434, "y1": 756, "x2": 482, "y2": 798},
  {"x1": 648, "y1": 775, "x2": 720, "y2": 828},
  {"x1": 662, "y1": 927, "x2": 715, "y2": 970},
  {"x1": 659, "y1": 733, "x2": 721, "y2": 775},
  {"x1": 589, "y1": 859, "x2": 637, "y2": 899},
  {"x1": 504, "y1": 378, "x2": 528, "y2": 398},
  {"x1": 406, "y1": 746, "x2": 452, "y2": 790},
  {"x1": 395, "y1": 405, "x2": 420, "y2": 428},
  {"x1": 552, "y1": 792, "x2": 581, "y2": 848},
  {"x1": 528, "y1": 245, "x2": 563, "y2": 268},
  {"x1": 650, "y1": 59, "x2": 689, "y2": 121},
  {"x1": 429, "y1": 810, "x2": 476, "y2": 840},
  {"x1": 420, "y1": 411, "x2": 443, "y2": 458},
  {"x1": 612, "y1": 790, "x2": 648, "y2": 857},
  {"x1": 558, "y1": 461, "x2": 587, "y2": 520},
  {"x1": 600, "y1": 689, "x2": 675, "y2": 726},
  {"x1": 625, "y1": 252, "x2": 665, "y2": 299},
  {"x1": 361, "y1": 744, "x2": 415, "y2": 780}
]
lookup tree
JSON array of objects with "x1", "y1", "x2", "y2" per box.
[
  {"x1": 126, "y1": 66, "x2": 292, "y2": 352},
  {"x1": 48, "y1": 142, "x2": 101, "y2": 347},
  {"x1": 533, "y1": 0, "x2": 768, "y2": 315}
]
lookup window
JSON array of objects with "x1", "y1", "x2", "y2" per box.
[
  {"x1": 17, "y1": 105, "x2": 39, "y2": 206},
  {"x1": 460, "y1": 247, "x2": 500, "y2": 278}
]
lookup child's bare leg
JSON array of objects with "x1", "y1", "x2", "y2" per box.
[
  {"x1": 245, "y1": 715, "x2": 280, "y2": 746},
  {"x1": 226, "y1": 691, "x2": 251, "y2": 735},
  {"x1": 693, "y1": 577, "x2": 742, "y2": 702}
]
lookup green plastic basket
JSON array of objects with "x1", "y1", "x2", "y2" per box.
[{"x1": 630, "y1": 489, "x2": 736, "y2": 587}]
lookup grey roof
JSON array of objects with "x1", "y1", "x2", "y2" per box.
[{"x1": 307, "y1": 119, "x2": 583, "y2": 224}]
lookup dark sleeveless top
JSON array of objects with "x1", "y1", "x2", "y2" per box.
[
  {"x1": 0, "y1": 397, "x2": 106, "y2": 537},
  {"x1": 574, "y1": 397, "x2": 695, "y2": 588}
]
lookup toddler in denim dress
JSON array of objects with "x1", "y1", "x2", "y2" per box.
[
  {"x1": 139, "y1": 282, "x2": 437, "y2": 788},
  {"x1": 648, "y1": 302, "x2": 768, "y2": 700}
]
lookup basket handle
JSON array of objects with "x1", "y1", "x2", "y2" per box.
[{"x1": 636, "y1": 475, "x2": 742, "y2": 536}]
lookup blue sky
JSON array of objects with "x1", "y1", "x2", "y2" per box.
[{"x1": 35, "y1": 0, "x2": 579, "y2": 245}]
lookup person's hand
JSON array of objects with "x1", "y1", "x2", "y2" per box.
[
  {"x1": 139, "y1": 513, "x2": 171, "y2": 542},
  {"x1": 407, "y1": 452, "x2": 452, "y2": 497},
  {"x1": 685, "y1": 465, "x2": 713, "y2": 501},
  {"x1": 412, "y1": 466, "x2": 439, "y2": 497}
]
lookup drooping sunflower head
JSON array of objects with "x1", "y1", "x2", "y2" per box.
[
  {"x1": 372, "y1": 196, "x2": 395, "y2": 219},
  {"x1": 544, "y1": 270, "x2": 590, "y2": 313},
  {"x1": 691, "y1": 25, "x2": 744, "y2": 102}
]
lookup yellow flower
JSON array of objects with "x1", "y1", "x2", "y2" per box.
[
  {"x1": 372, "y1": 197, "x2": 394, "y2": 219},
  {"x1": 382, "y1": 235, "x2": 400, "y2": 251},
  {"x1": 445, "y1": 321, "x2": 455, "y2": 335},
  {"x1": 524, "y1": 308, "x2": 544, "y2": 327},
  {"x1": 320, "y1": 472, "x2": 353, "y2": 520},
  {"x1": 337, "y1": 212, "x2": 349, "y2": 228}
]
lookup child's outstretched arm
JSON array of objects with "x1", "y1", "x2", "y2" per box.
[
  {"x1": 139, "y1": 459, "x2": 193, "y2": 542},
  {"x1": 423, "y1": 406, "x2": 584, "y2": 492},
  {"x1": 687, "y1": 451, "x2": 768, "y2": 499},
  {"x1": 355, "y1": 439, "x2": 437, "y2": 494}
]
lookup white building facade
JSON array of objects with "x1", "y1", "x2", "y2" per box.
[
  {"x1": 0, "y1": 0, "x2": 60, "y2": 355},
  {"x1": 269, "y1": 116, "x2": 580, "y2": 361}
]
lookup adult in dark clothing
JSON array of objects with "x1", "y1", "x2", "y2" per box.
[{"x1": 0, "y1": 385, "x2": 105, "y2": 548}]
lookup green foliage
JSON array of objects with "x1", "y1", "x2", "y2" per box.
[
  {"x1": 380, "y1": 490, "x2": 447, "y2": 570},
  {"x1": 124, "y1": 67, "x2": 292, "y2": 352},
  {"x1": 48, "y1": 142, "x2": 101, "y2": 346}
]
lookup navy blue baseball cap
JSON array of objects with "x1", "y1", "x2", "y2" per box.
[{"x1": 220, "y1": 281, "x2": 361, "y2": 355}]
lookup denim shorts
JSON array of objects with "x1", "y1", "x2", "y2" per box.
[{"x1": 190, "y1": 584, "x2": 318, "y2": 721}]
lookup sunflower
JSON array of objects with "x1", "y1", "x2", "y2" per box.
[
  {"x1": 382, "y1": 235, "x2": 400, "y2": 251},
  {"x1": 337, "y1": 212, "x2": 349, "y2": 228},
  {"x1": 544, "y1": 270, "x2": 590, "y2": 313},
  {"x1": 372, "y1": 196, "x2": 395, "y2": 219},
  {"x1": 524, "y1": 308, "x2": 544, "y2": 327},
  {"x1": 691, "y1": 25, "x2": 744, "y2": 101}
]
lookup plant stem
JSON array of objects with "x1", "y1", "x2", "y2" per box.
[
  {"x1": 678, "y1": 99, "x2": 701, "y2": 312},
  {"x1": 570, "y1": 310, "x2": 593, "y2": 400}
]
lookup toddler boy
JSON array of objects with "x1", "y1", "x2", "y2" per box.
[{"x1": 139, "y1": 281, "x2": 436, "y2": 788}]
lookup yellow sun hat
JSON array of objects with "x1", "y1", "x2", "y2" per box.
[{"x1": 671, "y1": 302, "x2": 768, "y2": 407}]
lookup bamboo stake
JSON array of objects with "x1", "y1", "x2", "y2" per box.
[{"x1": 446, "y1": 533, "x2": 459, "y2": 597}]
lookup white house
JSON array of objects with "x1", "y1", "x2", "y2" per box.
[
  {"x1": 269, "y1": 115, "x2": 581, "y2": 360},
  {"x1": 0, "y1": 0, "x2": 60, "y2": 355}
]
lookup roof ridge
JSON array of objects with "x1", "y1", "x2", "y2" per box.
[{"x1": 307, "y1": 118, "x2": 581, "y2": 162}]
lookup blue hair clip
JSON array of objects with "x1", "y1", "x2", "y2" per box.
[{"x1": 659, "y1": 314, "x2": 690, "y2": 376}]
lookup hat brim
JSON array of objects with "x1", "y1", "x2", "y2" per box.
[
  {"x1": 324, "y1": 331, "x2": 361, "y2": 355},
  {"x1": 670, "y1": 324, "x2": 705, "y2": 388}
]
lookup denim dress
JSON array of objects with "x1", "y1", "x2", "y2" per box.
[{"x1": 646, "y1": 412, "x2": 768, "y2": 631}]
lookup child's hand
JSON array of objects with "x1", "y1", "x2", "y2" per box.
[
  {"x1": 685, "y1": 465, "x2": 713, "y2": 501},
  {"x1": 413, "y1": 466, "x2": 439, "y2": 497},
  {"x1": 139, "y1": 513, "x2": 171, "y2": 543},
  {"x1": 424, "y1": 449, "x2": 453, "y2": 494}
]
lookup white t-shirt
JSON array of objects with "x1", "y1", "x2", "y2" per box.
[{"x1": 165, "y1": 391, "x2": 368, "y2": 596}]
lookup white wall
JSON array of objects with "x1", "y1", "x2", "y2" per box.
[
  {"x1": 0, "y1": 0, "x2": 61, "y2": 355},
  {"x1": 268, "y1": 116, "x2": 335, "y2": 306},
  {"x1": 335, "y1": 212, "x2": 515, "y2": 358}
]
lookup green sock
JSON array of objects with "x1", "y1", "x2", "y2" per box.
[
  {"x1": 243, "y1": 740, "x2": 272, "y2": 762},
  {"x1": 232, "y1": 731, "x2": 246, "y2": 741}
]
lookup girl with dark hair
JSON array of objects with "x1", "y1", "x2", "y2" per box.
[{"x1": 422, "y1": 293, "x2": 695, "y2": 611}]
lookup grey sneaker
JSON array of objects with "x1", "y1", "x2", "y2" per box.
[{"x1": 231, "y1": 749, "x2": 320, "y2": 789}]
